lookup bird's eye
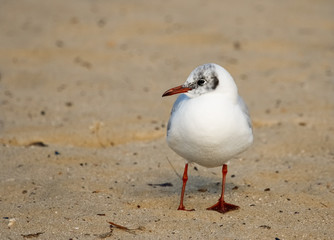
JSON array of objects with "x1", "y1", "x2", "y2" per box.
[{"x1": 197, "y1": 79, "x2": 206, "y2": 86}]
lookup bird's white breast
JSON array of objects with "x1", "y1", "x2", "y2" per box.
[{"x1": 167, "y1": 92, "x2": 253, "y2": 168}]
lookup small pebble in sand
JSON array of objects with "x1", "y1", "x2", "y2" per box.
[{"x1": 8, "y1": 218, "x2": 16, "y2": 228}]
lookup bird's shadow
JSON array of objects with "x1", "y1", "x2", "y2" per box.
[{"x1": 146, "y1": 173, "x2": 238, "y2": 198}]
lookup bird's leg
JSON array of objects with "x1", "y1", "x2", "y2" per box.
[
  {"x1": 177, "y1": 163, "x2": 194, "y2": 211},
  {"x1": 207, "y1": 164, "x2": 239, "y2": 213}
]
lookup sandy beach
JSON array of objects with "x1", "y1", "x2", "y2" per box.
[{"x1": 1, "y1": 0, "x2": 334, "y2": 239}]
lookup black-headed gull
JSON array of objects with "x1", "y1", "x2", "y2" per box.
[{"x1": 162, "y1": 63, "x2": 253, "y2": 213}]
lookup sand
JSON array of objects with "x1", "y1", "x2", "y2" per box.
[{"x1": 1, "y1": 0, "x2": 334, "y2": 239}]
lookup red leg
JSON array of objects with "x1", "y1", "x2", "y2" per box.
[
  {"x1": 177, "y1": 163, "x2": 194, "y2": 211},
  {"x1": 207, "y1": 164, "x2": 239, "y2": 213}
]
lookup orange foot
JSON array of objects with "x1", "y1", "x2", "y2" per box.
[
  {"x1": 207, "y1": 201, "x2": 239, "y2": 214},
  {"x1": 178, "y1": 205, "x2": 195, "y2": 211}
]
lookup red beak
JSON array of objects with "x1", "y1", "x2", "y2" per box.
[{"x1": 162, "y1": 85, "x2": 192, "y2": 97}]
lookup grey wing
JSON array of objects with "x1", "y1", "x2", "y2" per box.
[
  {"x1": 167, "y1": 94, "x2": 189, "y2": 132},
  {"x1": 238, "y1": 96, "x2": 253, "y2": 130}
]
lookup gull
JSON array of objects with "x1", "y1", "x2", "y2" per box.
[{"x1": 162, "y1": 63, "x2": 253, "y2": 213}]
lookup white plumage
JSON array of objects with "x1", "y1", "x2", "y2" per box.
[{"x1": 166, "y1": 63, "x2": 253, "y2": 167}]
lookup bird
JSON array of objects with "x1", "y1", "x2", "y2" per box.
[{"x1": 162, "y1": 63, "x2": 253, "y2": 213}]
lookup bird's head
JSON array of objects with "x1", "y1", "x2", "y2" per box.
[{"x1": 162, "y1": 63, "x2": 238, "y2": 99}]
